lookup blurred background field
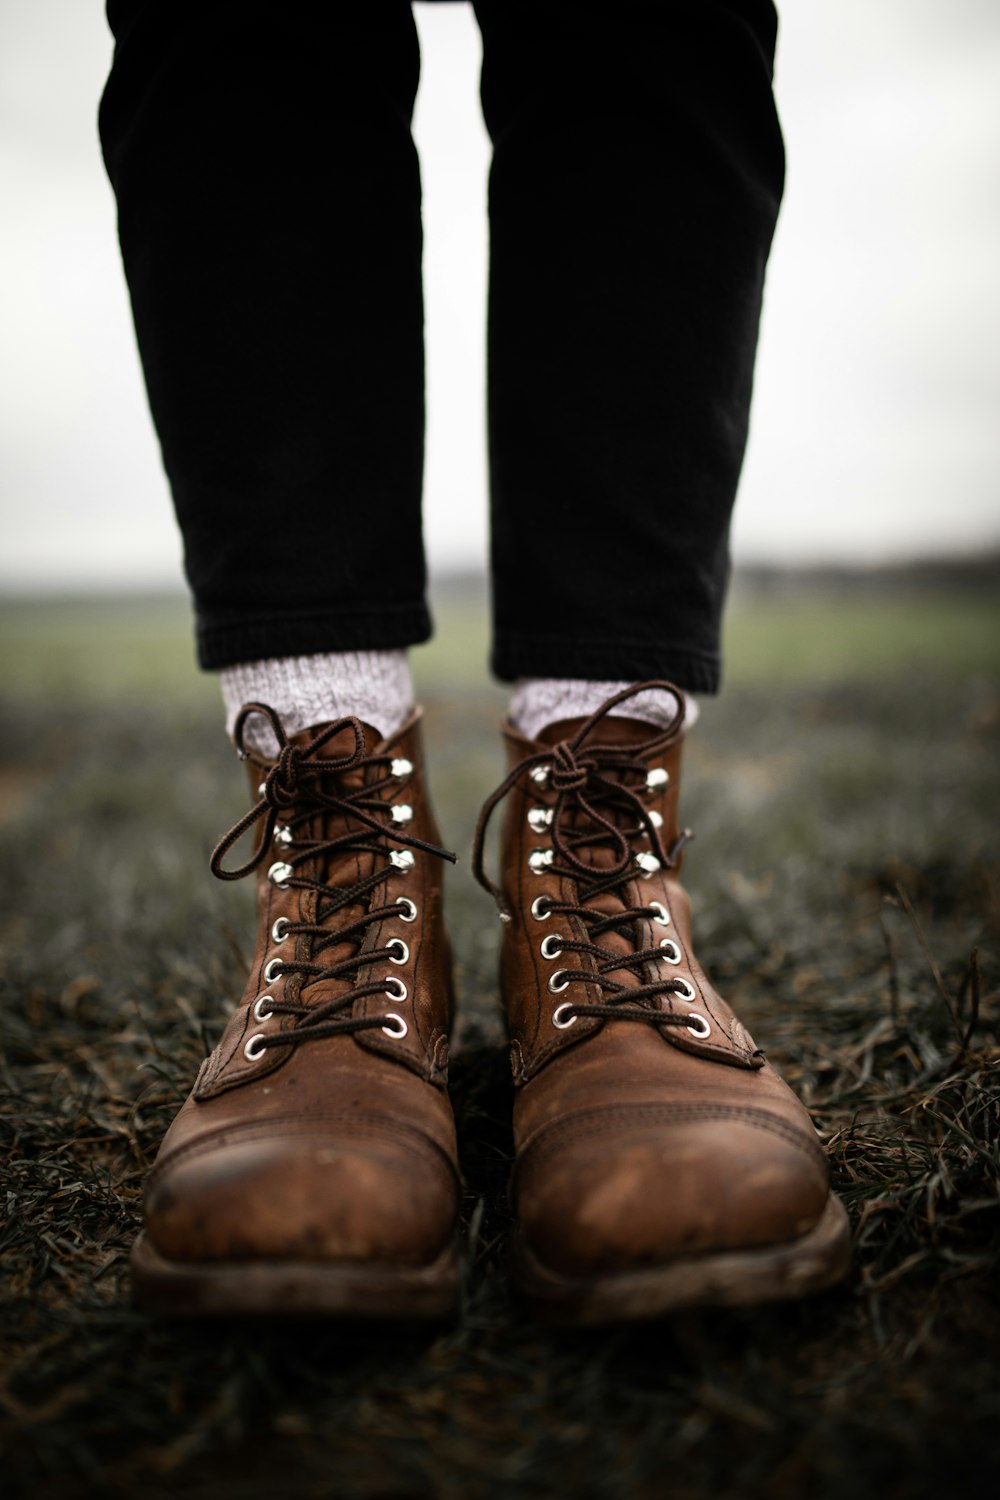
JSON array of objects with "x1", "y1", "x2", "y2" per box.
[
  {"x1": 1, "y1": 569, "x2": 998, "y2": 1498},
  {"x1": 2, "y1": 562, "x2": 998, "y2": 703}
]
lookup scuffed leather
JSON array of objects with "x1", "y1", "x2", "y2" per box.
[
  {"x1": 144, "y1": 710, "x2": 461, "y2": 1267},
  {"x1": 496, "y1": 709, "x2": 832, "y2": 1276},
  {"x1": 500, "y1": 717, "x2": 765, "y2": 1079}
]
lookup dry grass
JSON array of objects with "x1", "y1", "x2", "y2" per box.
[{"x1": 0, "y1": 586, "x2": 998, "y2": 1498}]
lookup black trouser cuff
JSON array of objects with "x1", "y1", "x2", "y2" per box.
[
  {"x1": 196, "y1": 604, "x2": 433, "y2": 671},
  {"x1": 490, "y1": 633, "x2": 720, "y2": 695}
]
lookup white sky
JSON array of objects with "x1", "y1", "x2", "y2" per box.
[{"x1": 1, "y1": 0, "x2": 998, "y2": 592}]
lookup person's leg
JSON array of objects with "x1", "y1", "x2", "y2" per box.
[
  {"x1": 100, "y1": 1, "x2": 461, "y2": 1316},
  {"x1": 99, "y1": 0, "x2": 429, "y2": 671},
  {"x1": 471, "y1": 1, "x2": 849, "y2": 1318},
  {"x1": 474, "y1": 0, "x2": 784, "y2": 697}
]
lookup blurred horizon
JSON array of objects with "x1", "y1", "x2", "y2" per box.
[
  {"x1": 2, "y1": 0, "x2": 999, "y2": 593},
  {"x1": 2, "y1": 549, "x2": 999, "y2": 603}
]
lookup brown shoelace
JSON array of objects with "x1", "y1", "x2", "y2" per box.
[
  {"x1": 210, "y1": 703, "x2": 456, "y2": 1051},
  {"x1": 473, "y1": 681, "x2": 698, "y2": 1032}
]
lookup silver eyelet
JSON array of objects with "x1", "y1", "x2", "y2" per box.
[
  {"x1": 685, "y1": 1011, "x2": 711, "y2": 1039},
  {"x1": 257, "y1": 781, "x2": 267, "y2": 797},
  {"x1": 391, "y1": 804, "x2": 413, "y2": 826},
  {"x1": 253, "y1": 994, "x2": 275, "y2": 1022},
  {"x1": 396, "y1": 897, "x2": 418, "y2": 923},
  {"x1": 531, "y1": 895, "x2": 553, "y2": 921},
  {"x1": 646, "y1": 767, "x2": 669, "y2": 790},
  {"x1": 648, "y1": 901, "x2": 670, "y2": 927},
  {"x1": 271, "y1": 916, "x2": 291, "y2": 944},
  {"x1": 273, "y1": 824, "x2": 293, "y2": 847},
  {"x1": 387, "y1": 937, "x2": 410, "y2": 965},
  {"x1": 528, "y1": 849, "x2": 554, "y2": 874},
  {"x1": 540, "y1": 934, "x2": 564, "y2": 960},
  {"x1": 243, "y1": 1033, "x2": 267, "y2": 1062},
  {"x1": 529, "y1": 764, "x2": 550, "y2": 788},
  {"x1": 659, "y1": 939, "x2": 682, "y2": 965},
  {"x1": 390, "y1": 849, "x2": 415, "y2": 872},
  {"x1": 384, "y1": 975, "x2": 408, "y2": 1002},
  {"x1": 647, "y1": 809, "x2": 663, "y2": 830},
  {"x1": 635, "y1": 852, "x2": 661, "y2": 877},
  {"x1": 547, "y1": 970, "x2": 571, "y2": 994},
  {"x1": 268, "y1": 861, "x2": 293, "y2": 887},
  {"x1": 263, "y1": 957, "x2": 284, "y2": 985},
  {"x1": 673, "y1": 978, "x2": 697, "y2": 1002},
  {"x1": 381, "y1": 1012, "x2": 408, "y2": 1039},
  {"x1": 390, "y1": 757, "x2": 413, "y2": 779},
  {"x1": 527, "y1": 807, "x2": 554, "y2": 832},
  {"x1": 552, "y1": 1002, "x2": 578, "y2": 1029}
]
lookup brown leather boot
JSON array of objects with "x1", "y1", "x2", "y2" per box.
[
  {"x1": 131, "y1": 703, "x2": 461, "y2": 1317},
  {"x1": 474, "y1": 682, "x2": 850, "y2": 1322}
]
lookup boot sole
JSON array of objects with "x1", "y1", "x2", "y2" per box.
[
  {"x1": 130, "y1": 1232, "x2": 460, "y2": 1320},
  {"x1": 511, "y1": 1191, "x2": 851, "y2": 1324}
]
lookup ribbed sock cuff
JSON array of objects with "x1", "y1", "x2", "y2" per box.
[
  {"x1": 220, "y1": 650, "x2": 413, "y2": 756},
  {"x1": 509, "y1": 678, "x2": 698, "y2": 741}
]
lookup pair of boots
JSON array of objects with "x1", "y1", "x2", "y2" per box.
[{"x1": 131, "y1": 683, "x2": 849, "y2": 1322}]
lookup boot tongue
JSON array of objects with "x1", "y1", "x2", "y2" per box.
[
  {"x1": 537, "y1": 709, "x2": 662, "y2": 870},
  {"x1": 290, "y1": 716, "x2": 383, "y2": 790},
  {"x1": 257, "y1": 718, "x2": 395, "y2": 984},
  {"x1": 536, "y1": 712, "x2": 662, "y2": 750},
  {"x1": 534, "y1": 715, "x2": 664, "y2": 989}
]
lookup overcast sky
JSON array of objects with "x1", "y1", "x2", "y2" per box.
[{"x1": 1, "y1": 0, "x2": 998, "y2": 591}]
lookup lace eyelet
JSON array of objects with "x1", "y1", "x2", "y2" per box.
[
  {"x1": 244, "y1": 1033, "x2": 267, "y2": 1061},
  {"x1": 647, "y1": 809, "x2": 663, "y2": 830},
  {"x1": 527, "y1": 807, "x2": 553, "y2": 832},
  {"x1": 673, "y1": 978, "x2": 697, "y2": 1003},
  {"x1": 531, "y1": 895, "x2": 553, "y2": 921},
  {"x1": 552, "y1": 1002, "x2": 577, "y2": 1029},
  {"x1": 271, "y1": 916, "x2": 291, "y2": 944},
  {"x1": 648, "y1": 901, "x2": 670, "y2": 927},
  {"x1": 540, "y1": 934, "x2": 564, "y2": 960},
  {"x1": 646, "y1": 767, "x2": 669, "y2": 791},
  {"x1": 391, "y1": 804, "x2": 413, "y2": 826},
  {"x1": 387, "y1": 937, "x2": 410, "y2": 965},
  {"x1": 257, "y1": 781, "x2": 267, "y2": 797},
  {"x1": 253, "y1": 994, "x2": 275, "y2": 1023},
  {"x1": 529, "y1": 764, "x2": 550, "y2": 788},
  {"x1": 635, "y1": 852, "x2": 660, "y2": 878},
  {"x1": 263, "y1": 957, "x2": 283, "y2": 985},
  {"x1": 390, "y1": 757, "x2": 413, "y2": 780},
  {"x1": 273, "y1": 824, "x2": 293, "y2": 847},
  {"x1": 685, "y1": 1011, "x2": 711, "y2": 1039},
  {"x1": 390, "y1": 850, "x2": 415, "y2": 873},
  {"x1": 529, "y1": 849, "x2": 554, "y2": 874},
  {"x1": 381, "y1": 1012, "x2": 408, "y2": 1039},
  {"x1": 659, "y1": 939, "x2": 682, "y2": 965},
  {"x1": 547, "y1": 970, "x2": 571, "y2": 994},
  {"x1": 268, "y1": 861, "x2": 293, "y2": 887},
  {"x1": 384, "y1": 975, "x2": 408, "y2": 1002},
  {"x1": 396, "y1": 897, "x2": 418, "y2": 923}
]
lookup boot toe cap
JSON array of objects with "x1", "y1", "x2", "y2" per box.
[
  {"x1": 516, "y1": 1111, "x2": 830, "y2": 1277},
  {"x1": 145, "y1": 1127, "x2": 458, "y2": 1268}
]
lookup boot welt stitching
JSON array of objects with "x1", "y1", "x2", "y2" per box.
[
  {"x1": 516, "y1": 1103, "x2": 829, "y2": 1174},
  {"x1": 148, "y1": 1113, "x2": 461, "y2": 1191}
]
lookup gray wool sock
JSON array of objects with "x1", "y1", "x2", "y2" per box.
[
  {"x1": 509, "y1": 678, "x2": 698, "y2": 742},
  {"x1": 220, "y1": 650, "x2": 413, "y2": 757}
]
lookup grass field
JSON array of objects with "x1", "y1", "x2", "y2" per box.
[
  {"x1": 1, "y1": 578, "x2": 998, "y2": 698},
  {"x1": 1, "y1": 578, "x2": 998, "y2": 1498}
]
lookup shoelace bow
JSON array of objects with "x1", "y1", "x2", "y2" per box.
[
  {"x1": 473, "y1": 681, "x2": 698, "y2": 1032},
  {"x1": 210, "y1": 702, "x2": 456, "y2": 1051}
]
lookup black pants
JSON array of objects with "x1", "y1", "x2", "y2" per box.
[{"x1": 99, "y1": 0, "x2": 783, "y2": 694}]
